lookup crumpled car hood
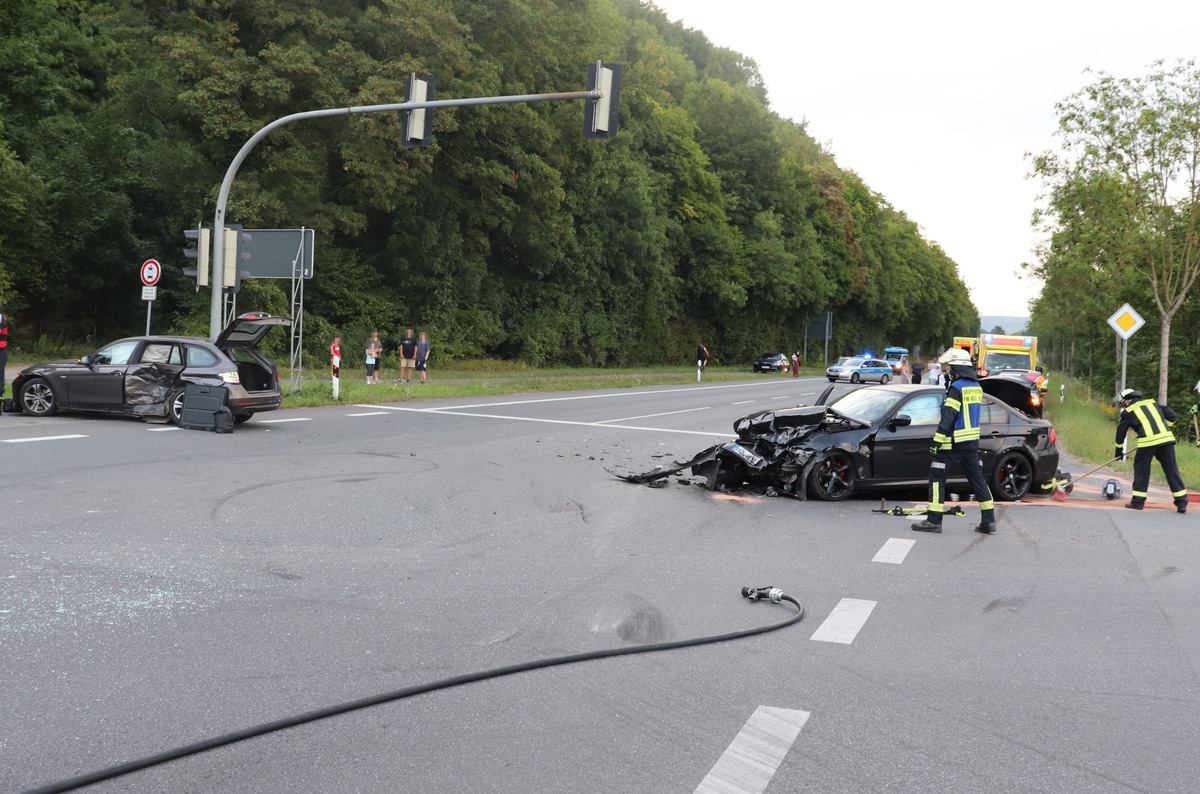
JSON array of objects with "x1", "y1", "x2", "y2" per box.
[{"x1": 609, "y1": 405, "x2": 860, "y2": 497}]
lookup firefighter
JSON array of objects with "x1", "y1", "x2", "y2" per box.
[
  {"x1": 913, "y1": 349, "x2": 997, "y2": 534},
  {"x1": 1114, "y1": 388, "x2": 1188, "y2": 513}
]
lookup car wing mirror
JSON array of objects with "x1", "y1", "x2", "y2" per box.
[
  {"x1": 80, "y1": 355, "x2": 92, "y2": 365},
  {"x1": 889, "y1": 414, "x2": 912, "y2": 430}
]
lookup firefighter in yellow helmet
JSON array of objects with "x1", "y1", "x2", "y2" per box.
[
  {"x1": 1114, "y1": 388, "x2": 1188, "y2": 513},
  {"x1": 912, "y1": 349, "x2": 997, "y2": 534}
]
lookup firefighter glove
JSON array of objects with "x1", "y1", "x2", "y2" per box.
[
  {"x1": 1114, "y1": 446, "x2": 1124, "y2": 461},
  {"x1": 929, "y1": 445, "x2": 941, "y2": 458}
]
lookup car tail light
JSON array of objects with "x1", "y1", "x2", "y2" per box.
[
  {"x1": 219, "y1": 371, "x2": 241, "y2": 384},
  {"x1": 1030, "y1": 393, "x2": 1041, "y2": 406},
  {"x1": 1049, "y1": 427, "x2": 1056, "y2": 446}
]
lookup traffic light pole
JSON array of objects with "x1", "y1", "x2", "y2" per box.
[{"x1": 208, "y1": 89, "x2": 602, "y2": 339}]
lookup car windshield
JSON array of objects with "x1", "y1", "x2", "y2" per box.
[
  {"x1": 759, "y1": 353, "x2": 780, "y2": 359},
  {"x1": 831, "y1": 357, "x2": 851, "y2": 367},
  {"x1": 843, "y1": 358, "x2": 866, "y2": 368},
  {"x1": 983, "y1": 352, "x2": 1031, "y2": 371},
  {"x1": 828, "y1": 388, "x2": 908, "y2": 424}
]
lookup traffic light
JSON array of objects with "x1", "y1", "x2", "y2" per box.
[
  {"x1": 183, "y1": 227, "x2": 211, "y2": 286},
  {"x1": 402, "y1": 73, "x2": 435, "y2": 147},
  {"x1": 222, "y1": 226, "x2": 252, "y2": 293},
  {"x1": 583, "y1": 61, "x2": 621, "y2": 140}
]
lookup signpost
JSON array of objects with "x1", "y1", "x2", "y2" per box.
[
  {"x1": 1107, "y1": 303, "x2": 1145, "y2": 398},
  {"x1": 140, "y1": 259, "x2": 161, "y2": 334}
]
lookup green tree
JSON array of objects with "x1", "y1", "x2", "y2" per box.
[{"x1": 1034, "y1": 60, "x2": 1200, "y2": 400}]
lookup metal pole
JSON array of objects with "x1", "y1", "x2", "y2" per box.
[
  {"x1": 210, "y1": 90, "x2": 599, "y2": 339},
  {"x1": 145, "y1": 300, "x2": 152, "y2": 335},
  {"x1": 1113, "y1": 335, "x2": 1123, "y2": 398}
]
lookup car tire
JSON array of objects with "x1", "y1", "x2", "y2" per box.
[
  {"x1": 880, "y1": 374, "x2": 890, "y2": 385},
  {"x1": 990, "y1": 451, "x2": 1033, "y2": 501},
  {"x1": 19, "y1": 378, "x2": 58, "y2": 416},
  {"x1": 808, "y1": 451, "x2": 856, "y2": 501},
  {"x1": 850, "y1": 373, "x2": 860, "y2": 384},
  {"x1": 234, "y1": 413, "x2": 253, "y2": 424},
  {"x1": 168, "y1": 388, "x2": 187, "y2": 425},
  {"x1": 827, "y1": 377, "x2": 836, "y2": 382}
]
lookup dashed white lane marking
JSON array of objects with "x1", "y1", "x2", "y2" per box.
[
  {"x1": 257, "y1": 417, "x2": 313, "y2": 424},
  {"x1": 2, "y1": 434, "x2": 89, "y2": 443},
  {"x1": 810, "y1": 598, "x2": 877, "y2": 644},
  {"x1": 732, "y1": 400, "x2": 756, "y2": 405},
  {"x1": 147, "y1": 426, "x2": 181, "y2": 432},
  {"x1": 595, "y1": 406, "x2": 710, "y2": 424},
  {"x1": 346, "y1": 411, "x2": 390, "y2": 417},
  {"x1": 694, "y1": 705, "x2": 810, "y2": 794},
  {"x1": 872, "y1": 538, "x2": 916, "y2": 564}
]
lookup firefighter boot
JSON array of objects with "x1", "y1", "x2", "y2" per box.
[
  {"x1": 911, "y1": 518, "x2": 942, "y2": 533},
  {"x1": 1123, "y1": 501, "x2": 1144, "y2": 511},
  {"x1": 975, "y1": 511, "x2": 997, "y2": 534}
]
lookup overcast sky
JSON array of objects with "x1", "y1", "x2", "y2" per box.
[{"x1": 646, "y1": 0, "x2": 1200, "y2": 317}]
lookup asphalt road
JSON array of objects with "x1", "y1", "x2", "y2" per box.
[{"x1": 2, "y1": 376, "x2": 1197, "y2": 793}]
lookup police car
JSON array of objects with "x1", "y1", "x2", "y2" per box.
[{"x1": 826, "y1": 356, "x2": 894, "y2": 384}]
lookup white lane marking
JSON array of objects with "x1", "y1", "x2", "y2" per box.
[
  {"x1": 361, "y1": 405, "x2": 729, "y2": 437},
  {"x1": 732, "y1": 400, "x2": 756, "y2": 405},
  {"x1": 390, "y1": 379, "x2": 828, "y2": 412},
  {"x1": 872, "y1": 538, "x2": 916, "y2": 564},
  {"x1": 346, "y1": 411, "x2": 389, "y2": 417},
  {"x1": 768, "y1": 395, "x2": 790, "y2": 400},
  {"x1": 595, "y1": 406, "x2": 710, "y2": 424},
  {"x1": 2, "y1": 434, "x2": 89, "y2": 443},
  {"x1": 147, "y1": 426, "x2": 181, "y2": 432},
  {"x1": 810, "y1": 598, "x2": 877, "y2": 644},
  {"x1": 694, "y1": 706, "x2": 810, "y2": 794},
  {"x1": 257, "y1": 417, "x2": 313, "y2": 424}
]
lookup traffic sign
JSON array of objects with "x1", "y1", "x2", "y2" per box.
[
  {"x1": 142, "y1": 286, "x2": 157, "y2": 301},
  {"x1": 1107, "y1": 303, "x2": 1145, "y2": 340},
  {"x1": 140, "y1": 258, "x2": 161, "y2": 286}
]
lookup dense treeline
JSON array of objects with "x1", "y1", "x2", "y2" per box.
[{"x1": 0, "y1": 0, "x2": 978, "y2": 366}]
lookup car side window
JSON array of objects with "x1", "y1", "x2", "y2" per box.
[
  {"x1": 139, "y1": 342, "x2": 175, "y2": 364},
  {"x1": 899, "y1": 394, "x2": 944, "y2": 425},
  {"x1": 184, "y1": 344, "x2": 220, "y2": 367},
  {"x1": 93, "y1": 340, "x2": 140, "y2": 366},
  {"x1": 981, "y1": 397, "x2": 1007, "y2": 425}
]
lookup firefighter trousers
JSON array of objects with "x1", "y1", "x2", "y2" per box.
[
  {"x1": 1130, "y1": 442, "x2": 1188, "y2": 507},
  {"x1": 926, "y1": 446, "x2": 995, "y2": 526}
]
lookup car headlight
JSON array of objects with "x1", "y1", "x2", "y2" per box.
[{"x1": 219, "y1": 371, "x2": 241, "y2": 384}]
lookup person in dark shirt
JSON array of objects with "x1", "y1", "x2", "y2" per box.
[{"x1": 399, "y1": 328, "x2": 417, "y2": 383}]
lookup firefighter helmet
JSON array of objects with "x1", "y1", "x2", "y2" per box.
[
  {"x1": 1116, "y1": 388, "x2": 1142, "y2": 405},
  {"x1": 937, "y1": 348, "x2": 975, "y2": 380}
]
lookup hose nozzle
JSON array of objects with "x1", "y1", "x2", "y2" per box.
[{"x1": 741, "y1": 586, "x2": 783, "y2": 603}]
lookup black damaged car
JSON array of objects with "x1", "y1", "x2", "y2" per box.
[
  {"x1": 613, "y1": 383, "x2": 1059, "y2": 502},
  {"x1": 10, "y1": 312, "x2": 290, "y2": 424}
]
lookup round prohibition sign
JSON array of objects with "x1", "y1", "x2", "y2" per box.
[{"x1": 140, "y1": 258, "x2": 161, "y2": 286}]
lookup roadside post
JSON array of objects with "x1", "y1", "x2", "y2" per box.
[
  {"x1": 1106, "y1": 303, "x2": 1145, "y2": 398},
  {"x1": 140, "y1": 259, "x2": 160, "y2": 334}
]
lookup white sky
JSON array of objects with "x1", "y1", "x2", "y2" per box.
[{"x1": 646, "y1": 0, "x2": 1200, "y2": 317}]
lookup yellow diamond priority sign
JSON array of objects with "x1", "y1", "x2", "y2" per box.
[{"x1": 1107, "y1": 303, "x2": 1145, "y2": 340}]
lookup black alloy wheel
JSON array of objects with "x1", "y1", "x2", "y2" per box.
[
  {"x1": 990, "y1": 451, "x2": 1033, "y2": 500},
  {"x1": 808, "y1": 451, "x2": 856, "y2": 501}
]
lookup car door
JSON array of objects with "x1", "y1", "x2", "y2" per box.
[
  {"x1": 62, "y1": 339, "x2": 140, "y2": 406},
  {"x1": 976, "y1": 397, "x2": 1011, "y2": 473},
  {"x1": 870, "y1": 392, "x2": 945, "y2": 480}
]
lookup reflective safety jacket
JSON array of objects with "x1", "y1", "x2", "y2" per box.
[
  {"x1": 1116, "y1": 398, "x2": 1177, "y2": 448},
  {"x1": 932, "y1": 377, "x2": 983, "y2": 449}
]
